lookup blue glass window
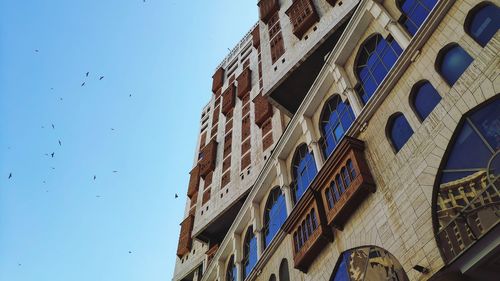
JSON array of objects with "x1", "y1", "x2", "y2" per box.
[
  {"x1": 336, "y1": 174, "x2": 345, "y2": 193},
  {"x1": 311, "y1": 209, "x2": 318, "y2": 229},
  {"x1": 321, "y1": 95, "x2": 355, "y2": 157},
  {"x1": 330, "y1": 247, "x2": 410, "y2": 281},
  {"x1": 242, "y1": 226, "x2": 257, "y2": 279},
  {"x1": 331, "y1": 251, "x2": 351, "y2": 281},
  {"x1": 347, "y1": 160, "x2": 356, "y2": 180},
  {"x1": 292, "y1": 144, "x2": 318, "y2": 204},
  {"x1": 437, "y1": 44, "x2": 473, "y2": 86},
  {"x1": 439, "y1": 98, "x2": 499, "y2": 184},
  {"x1": 331, "y1": 180, "x2": 341, "y2": 201},
  {"x1": 226, "y1": 255, "x2": 237, "y2": 281},
  {"x1": 411, "y1": 81, "x2": 441, "y2": 121},
  {"x1": 466, "y1": 3, "x2": 500, "y2": 47},
  {"x1": 356, "y1": 35, "x2": 403, "y2": 103},
  {"x1": 325, "y1": 188, "x2": 334, "y2": 209},
  {"x1": 388, "y1": 113, "x2": 414, "y2": 152},
  {"x1": 399, "y1": 0, "x2": 438, "y2": 35},
  {"x1": 263, "y1": 187, "x2": 287, "y2": 249},
  {"x1": 342, "y1": 167, "x2": 351, "y2": 187}
]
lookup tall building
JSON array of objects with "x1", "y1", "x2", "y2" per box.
[{"x1": 173, "y1": 0, "x2": 499, "y2": 280}]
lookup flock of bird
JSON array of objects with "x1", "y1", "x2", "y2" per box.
[{"x1": 6, "y1": 48, "x2": 180, "y2": 197}]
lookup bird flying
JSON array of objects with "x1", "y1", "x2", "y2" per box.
[
  {"x1": 86, "y1": 72, "x2": 89, "y2": 77},
  {"x1": 81, "y1": 82, "x2": 86, "y2": 87},
  {"x1": 52, "y1": 124, "x2": 55, "y2": 129},
  {"x1": 51, "y1": 152, "x2": 55, "y2": 158},
  {"x1": 58, "y1": 140, "x2": 62, "y2": 146},
  {"x1": 99, "y1": 76, "x2": 104, "y2": 80},
  {"x1": 93, "y1": 175, "x2": 96, "y2": 180},
  {"x1": 8, "y1": 173, "x2": 12, "y2": 179},
  {"x1": 175, "y1": 193, "x2": 178, "y2": 198}
]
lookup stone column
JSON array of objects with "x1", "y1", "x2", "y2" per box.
[
  {"x1": 216, "y1": 260, "x2": 224, "y2": 281},
  {"x1": 368, "y1": 0, "x2": 410, "y2": 49},
  {"x1": 385, "y1": 20, "x2": 411, "y2": 49},
  {"x1": 334, "y1": 65, "x2": 364, "y2": 116},
  {"x1": 281, "y1": 184, "x2": 294, "y2": 215},
  {"x1": 300, "y1": 116, "x2": 324, "y2": 170},
  {"x1": 232, "y1": 234, "x2": 243, "y2": 281},
  {"x1": 277, "y1": 159, "x2": 294, "y2": 214},
  {"x1": 251, "y1": 202, "x2": 264, "y2": 258}
]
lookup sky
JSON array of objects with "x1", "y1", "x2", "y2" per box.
[{"x1": 0, "y1": 1, "x2": 257, "y2": 280}]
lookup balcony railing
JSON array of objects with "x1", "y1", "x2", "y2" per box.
[
  {"x1": 283, "y1": 191, "x2": 332, "y2": 272},
  {"x1": 435, "y1": 173, "x2": 500, "y2": 264},
  {"x1": 316, "y1": 137, "x2": 376, "y2": 229}
]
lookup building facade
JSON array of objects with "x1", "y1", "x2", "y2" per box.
[{"x1": 173, "y1": 0, "x2": 499, "y2": 281}]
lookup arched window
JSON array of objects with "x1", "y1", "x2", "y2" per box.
[
  {"x1": 320, "y1": 95, "x2": 355, "y2": 157},
  {"x1": 465, "y1": 3, "x2": 500, "y2": 47},
  {"x1": 330, "y1": 246, "x2": 410, "y2": 281},
  {"x1": 436, "y1": 44, "x2": 473, "y2": 86},
  {"x1": 225, "y1": 255, "x2": 237, "y2": 281},
  {"x1": 398, "y1": 0, "x2": 438, "y2": 35},
  {"x1": 263, "y1": 187, "x2": 287, "y2": 249},
  {"x1": 410, "y1": 81, "x2": 442, "y2": 121},
  {"x1": 291, "y1": 144, "x2": 318, "y2": 204},
  {"x1": 269, "y1": 274, "x2": 277, "y2": 281},
  {"x1": 355, "y1": 34, "x2": 403, "y2": 104},
  {"x1": 341, "y1": 167, "x2": 351, "y2": 187},
  {"x1": 242, "y1": 226, "x2": 258, "y2": 280},
  {"x1": 347, "y1": 160, "x2": 356, "y2": 180},
  {"x1": 387, "y1": 113, "x2": 414, "y2": 152},
  {"x1": 433, "y1": 97, "x2": 499, "y2": 264},
  {"x1": 335, "y1": 174, "x2": 345, "y2": 194},
  {"x1": 279, "y1": 259, "x2": 290, "y2": 281},
  {"x1": 325, "y1": 188, "x2": 334, "y2": 209}
]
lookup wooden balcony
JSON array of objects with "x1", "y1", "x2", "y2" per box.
[
  {"x1": 258, "y1": 0, "x2": 280, "y2": 23},
  {"x1": 212, "y1": 67, "x2": 225, "y2": 93},
  {"x1": 206, "y1": 243, "x2": 219, "y2": 266},
  {"x1": 285, "y1": 0, "x2": 319, "y2": 39},
  {"x1": 237, "y1": 68, "x2": 252, "y2": 99},
  {"x1": 251, "y1": 25, "x2": 260, "y2": 48},
  {"x1": 283, "y1": 191, "x2": 332, "y2": 272},
  {"x1": 253, "y1": 94, "x2": 273, "y2": 127},
  {"x1": 316, "y1": 137, "x2": 375, "y2": 229},
  {"x1": 199, "y1": 140, "x2": 218, "y2": 177},
  {"x1": 187, "y1": 165, "x2": 200, "y2": 198},
  {"x1": 221, "y1": 83, "x2": 236, "y2": 116},
  {"x1": 176, "y1": 214, "x2": 195, "y2": 257}
]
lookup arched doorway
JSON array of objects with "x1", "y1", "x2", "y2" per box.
[
  {"x1": 432, "y1": 97, "x2": 500, "y2": 264},
  {"x1": 329, "y1": 246, "x2": 409, "y2": 281}
]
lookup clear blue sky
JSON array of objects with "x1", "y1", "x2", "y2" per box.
[{"x1": 0, "y1": 1, "x2": 256, "y2": 280}]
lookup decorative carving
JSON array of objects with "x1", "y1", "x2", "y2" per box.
[{"x1": 285, "y1": 0, "x2": 319, "y2": 39}]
